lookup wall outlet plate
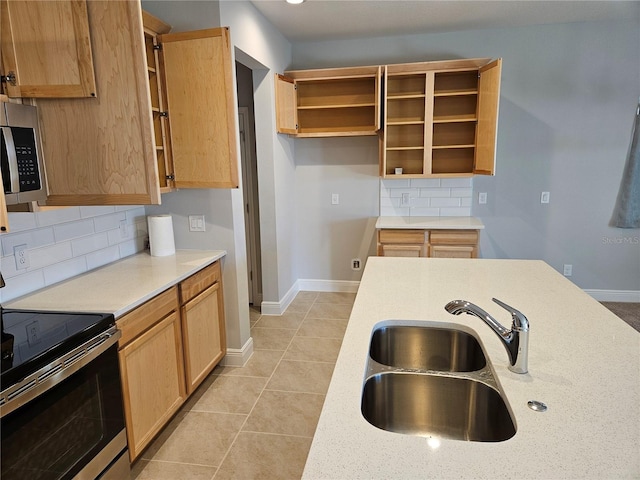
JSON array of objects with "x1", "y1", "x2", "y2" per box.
[
  {"x1": 541, "y1": 192, "x2": 550, "y2": 204},
  {"x1": 478, "y1": 192, "x2": 487, "y2": 204},
  {"x1": 351, "y1": 258, "x2": 362, "y2": 271},
  {"x1": 14, "y1": 244, "x2": 29, "y2": 270}
]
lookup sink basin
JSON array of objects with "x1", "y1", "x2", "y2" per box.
[
  {"x1": 361, "y1": 372, "x2": 516, "y2": 442},
  {"x1": 369, "y1": 325, "x2": 486, "y2": 372}
]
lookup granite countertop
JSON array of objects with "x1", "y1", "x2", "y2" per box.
[
  {"x1": 303, "y1": 257, "x2": 639, "y2": 479},
  {"x1": 376, "y1": 216, "x2": 484, "y2": 230},
  {"x1": 5, "y1": 250, "x2": 226, "y2": 318}
]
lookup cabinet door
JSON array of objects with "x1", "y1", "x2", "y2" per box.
[
  {"x1": 474, "y1": 59, "x2": 502, "y2": 175},
  {"x1": 159, "y1": 28, "x2": 239, "y2": 188},
  {"x1": 142, "y1": 10, "x2": 173, "y2": 193},
  {"x1": 119, "y1": 311, "x2": 186, "y2": 461},
  {"x1": 275, "y1": 74, "x2": 298, "y2": 134},
  {"x1": 181, "y1": 282, "x2": 226, "y2": 394},
  {"x1": 35, "y1": 0, "x2": 160, "y2": 206},
  {"x1": 0, "y1": 0, "x2": 97, "y2": 98}
]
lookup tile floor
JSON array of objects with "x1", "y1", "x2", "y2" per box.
[{"x1": 131, "y1": 291, "x2": 355, "y2": 480}]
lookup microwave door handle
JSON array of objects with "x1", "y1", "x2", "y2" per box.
[{"x1": 1, "y1": 127, "x2": 20, "y2": 193}]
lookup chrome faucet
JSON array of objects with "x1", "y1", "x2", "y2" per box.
[{"x1": 445, "y1": 298, "x2": 529, "y2": 374}]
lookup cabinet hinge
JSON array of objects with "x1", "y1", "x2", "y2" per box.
[
  {"x1": 295, "y1": 124, "x2": 299, "y2": 130},
  {"x1": 166, "y1": 174, "x2": 175, "y2": 180},
  {"x1": 153, "y1": 44, "x2": 162, "y2": 51},
  {"x1": 159, "y1": 111, "x2": 168, "y2": 118},
  {"x1": 1, "y1": 72, "x2": 17, "y2": 86}
]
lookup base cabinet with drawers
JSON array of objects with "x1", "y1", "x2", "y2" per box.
[
  {"x1": 377, "y1": 228, "x2": 480, "y2": 258},
  {"x1": 116, "y1": 261, "x2": 225, "y2": 461}
]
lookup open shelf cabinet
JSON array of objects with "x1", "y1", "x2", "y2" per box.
[
  {"x1": 276, "y1": 66, "x2": 381, "y2": 137},
  {"x1": 381, "y1": 58, "x2": 501, "y2": 178}
]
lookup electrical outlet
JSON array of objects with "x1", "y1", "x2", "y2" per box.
[
  {"x1": 541, "y1": 192, "x2": 550, "y2": 204},
  {"x1": 401, "y1": 193, "x2": 411, "y2": 207},
  {"x1": 14, "y1": 244, "x2": 29, "y2": 270},
  {"x1": 478, "y1": 192, "x2": 487, "y2": 204},
  {"x1": 563, "y1": 264, "x2": 573, "y2": 276},
  {"x1": 119, "y1": 219, "x2": 128, "y2": 238},
  {"x1": 331, "y1": 193, "x2": 339, "y2": 205},
  {"x1": 351, "y1": 258, "x2": 362, "y2": 271},
  {"x1": 26, "y1": 320, "x2": 41, "y2": 346}
]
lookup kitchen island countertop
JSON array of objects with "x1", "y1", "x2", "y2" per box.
[
  {"x1": 5, "y1": 249, "x2": 226, "y2": 318},
  {"x1": 303, "y1": 257, "x2": 639, "y2": 479}
]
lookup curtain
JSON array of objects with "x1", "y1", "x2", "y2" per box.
[{"x1": 611, "y1": 99, "x2": 640, "y2": 228}]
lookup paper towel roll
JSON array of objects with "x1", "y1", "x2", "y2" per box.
[{"x1": 148, "y1": 215, "x2": 176, "y2": 257}]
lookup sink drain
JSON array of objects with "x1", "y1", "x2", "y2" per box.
[{"x1": 527, "y1": 400, "x2": 547, "y2": 412}]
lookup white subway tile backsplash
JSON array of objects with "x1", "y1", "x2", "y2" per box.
[
  {"x1": 380, "y1": 206, "x2": 411, "y2": 216},
  {"x1": 53, "y1": 218, "x2": 95, "y2": 242},
  {"x1": 1, "y1": 206, "x2": 146, "y2": 303},
  {"x1": 36, "y1": 207, "x2": 82, "y2": 227},
  {"x1": 86, "y1": 245, "x2": 121, "y2": 271},
  {"x1": 71, "y1": 233, "x2": 110, "y2": 256},
  {"x1": 6, "y1": 213, "x2": 38, "y2": 232},
  {"x1": 410, "y1": 179, "x2": 441, "y2": 188},
  {"x1": 93, "y1": 212, "x2": 127, "y2": 233},
  {"x1": 409, "y1": 207, "x2": 440, "y2": 216},
  {"x1": 380, "y1": 177, "x2": 474, "y2": 218},
  {"x1": 420, "y1": 188, "x2": 451, "y2": 198},
  {"x1": 1, "y1": 228, "x2": 55, "y2": 255},
  {"x1": 0, "y1": 270, "x2": 45, "y2": 302},
  {"x1": 451, "y1": 188, "x2": 473, "y2": 198},
  {"x1": 43, "y1": 257, "x2": 88, "y2": 285},
  {"x1": 441, "y1": 178, "x2": 473, "y2": 188},
  {"x1": 440, "y1": 207, "x2": 472, "y2": 216},
  {"x1": 80, "y1": 206, "x2": 116, "y2": 217},
  {"x1": 430, "y1": 197, "x2": 461, "y2": 208},
  {"x1": 28, "y1": 242, "x2": 74, "y2": 270}
]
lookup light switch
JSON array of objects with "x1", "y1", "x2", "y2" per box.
[
  {"x1": 188, "y1": 215, "x2": 206, "y2": 232},
  {"x1": 331, "y1": 193, "x2": 339, "y2": 205},
  {"x1": 478, "y1": 192, "x2": 487, "y2": 204}
]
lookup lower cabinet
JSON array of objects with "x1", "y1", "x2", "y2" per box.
[
  {"x1": 377, "y1": 228, "x2": 479, "y2": 258},
  {"x1": 116, "y1": 261, "x2": 225, "y2": 461}
]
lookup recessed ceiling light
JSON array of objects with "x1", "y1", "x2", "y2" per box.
[{"x1": 286, "y1": 0, "x2": 304, "y2": 4}]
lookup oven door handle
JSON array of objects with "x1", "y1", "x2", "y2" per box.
[{"x1": 0, "y1": 326, "x2": 121, "y2": 417}]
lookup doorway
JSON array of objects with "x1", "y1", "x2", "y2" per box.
[{"x1": 236, "y1": 63, "x2": 262, "y2": 307}]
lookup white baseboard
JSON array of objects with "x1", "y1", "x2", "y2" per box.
[
  {"x1": 221, "y1": 337, "x2": 254, "y2": 367},
  {"x1": 261, "y1": 282, "x2": 300, "y2": 315},
  {"x1": 585, "y1": 289, "x2": 640, "y2": 302},
  {"x1": 260, "y1": 279, "x2": 361, "y2": 315},
  {"x1": 297, "y1": 279, "x2": 360, "y2": 293}
]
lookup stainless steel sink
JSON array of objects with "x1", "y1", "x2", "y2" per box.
[
  {"x1": 361, "y1": 323, "x2": 516, "y2": 442},
  {"x1": 369, "y1": 325, "x2": 486, "y2": 372},
  {"x1": 361, "y1": 372, "x2": 516, "y2": 442}
]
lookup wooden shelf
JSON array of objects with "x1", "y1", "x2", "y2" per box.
[
  {"x1": 433, "y1": 88, "x2": 477, "y2": 97},
  {"x1": 433, "y1": 114, "x2": 477, "y2": 123},
  {"x1": 297, "y1": 103, "x2": 376, "y2": 110},
  {"x1": 387, "y1": 94, "x2": 426, "y2": 100},
  {"x1": 387, "y1": 146, "x2": 425, "y2": 151},
  {"x1": 432, "y1": 144, "x2": 475, "y2": 149}
]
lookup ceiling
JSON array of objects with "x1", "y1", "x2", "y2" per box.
[{"x1": 248, "y1": 0, "x2": 640, "y2": 42}]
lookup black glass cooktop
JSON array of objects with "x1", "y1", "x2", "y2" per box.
[{"x1": 1, "y1": 308, "x2": 115, "y2": 390}]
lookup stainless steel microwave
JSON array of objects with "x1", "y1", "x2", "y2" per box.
[{"x1": 1, "y1": 101, "x2": 47, "y2": 205}]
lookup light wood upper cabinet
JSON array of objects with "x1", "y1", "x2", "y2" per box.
[
  {"x1": 35, "y1": 0, "x2": 160, "y2": 206},
  {"x1": 0, "y1": 0, "x2": 97, "y2": 98},
  {"x1": 158, "y1": 27, "x2": 239, "y2": 188},
  {"x1": 275, "y1": 66, "x2": 381, "y2": 137},
  {"x1": 381, "y1": 58, "x2": 502, "y2": 178}
]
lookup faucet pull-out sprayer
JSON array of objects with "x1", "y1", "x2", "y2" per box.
[{"x1": 445, "y1": 298, "x2": 529, "y2": 374}]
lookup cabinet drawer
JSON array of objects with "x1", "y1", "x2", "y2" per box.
[
  {"x1": 117, "y1": 287, "x2": 179, "y2": 347},
  {"x1": 430, "y1": 245, "x2": 477, "y2": 259},
  {"x1": 429, "y1": 230, "x2": 478, "y2": 245},
  {"x1": 180, "y1": 261, "x2": 221, "y2": 303},
  {"x1": 378, "y1": 229, "x2": 427, "y2": 244},
  {"x1": 382, "y1": 244, "x2": 425, "y2": 257}
]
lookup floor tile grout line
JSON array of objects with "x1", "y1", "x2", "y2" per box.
[{"x1": 212, "y1": 295, "x2": 317, "y2": 477}]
